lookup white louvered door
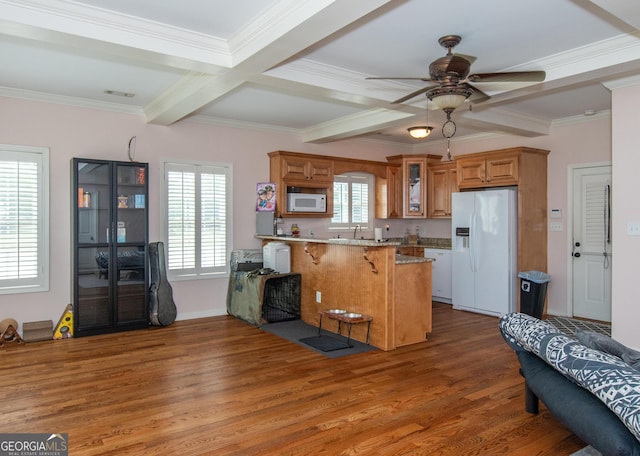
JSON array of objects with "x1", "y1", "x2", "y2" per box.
[{"x1": 572, "y1": 165, "x2": 612, "y2": 321}]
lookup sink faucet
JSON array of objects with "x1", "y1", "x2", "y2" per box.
[{"x1": 353, "y1": 224, "x2": 361, "y2": 239}]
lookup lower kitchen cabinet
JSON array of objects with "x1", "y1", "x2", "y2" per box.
[
  {"x1": 396, "y1": 245, "x2": 423, "y2": 257},
  {"x1": 394, "y1": 260, "x2": 432, "y2": 347}
]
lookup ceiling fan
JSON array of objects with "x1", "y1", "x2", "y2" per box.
[{"x1": 367, "y1": 35, "x2": 546, "y2": 110}]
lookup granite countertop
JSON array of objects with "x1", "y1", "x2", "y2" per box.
[
  {"x1": 257, "y1": 235, "x2": 435, "y2": 264},
  {"x1": 256, "y1": 235, "x2": 401, "y2": 247},
  {"x1": 395, "y1": 254, "x2": 434, "y2": 264},
  {"x1": 256, "y1": 235, "x2": 451, "y2": 249}
]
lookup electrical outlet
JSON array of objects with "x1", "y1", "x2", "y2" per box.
[
  {"x1": 316, "y1": 291, "x2": 321, "y2": 303},
  {"x1": 627, "y1": 221, "x2": 640, "y2": 236},
  {"x1": 549, "y1": 222, "x2": 563, "y2": 232}
]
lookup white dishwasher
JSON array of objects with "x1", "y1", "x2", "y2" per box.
[{"x1": 424, "y1": 248, "x2": 452, "y2": 304}]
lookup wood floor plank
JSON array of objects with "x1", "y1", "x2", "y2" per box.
[{"x1": 0, "y1": 302, "x2": 585, "y2": 455}]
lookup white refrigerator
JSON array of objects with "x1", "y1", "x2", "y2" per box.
[{"x1": 451, "y1": 188, "x2": 518, "y2": 317}]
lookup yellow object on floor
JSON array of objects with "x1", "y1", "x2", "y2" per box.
[{"x1": 54, "y1": 304, "x2": 73, "y2": 339}]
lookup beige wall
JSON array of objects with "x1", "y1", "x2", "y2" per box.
[
  {"x1": 3, "y1": 94, "x2": 635, "y2": 349},
  {"x1": 0, "y1": 97, "x2": 405, "y2": 328},
  {"x1": 610, "y1": 81, "x2": 640, "y2": 348}
]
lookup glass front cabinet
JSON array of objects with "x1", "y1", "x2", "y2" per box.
[{"x1": 72, "y1": 158, "x2": 149, "y2": 336}]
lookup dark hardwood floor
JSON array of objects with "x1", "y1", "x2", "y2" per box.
[{"x1": 1, "y1": 302, "x2": 584, "y2": 455}]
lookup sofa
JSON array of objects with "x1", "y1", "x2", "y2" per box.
[{"x1": 500, "y1": 312, "x2": 640, "y2": 455}]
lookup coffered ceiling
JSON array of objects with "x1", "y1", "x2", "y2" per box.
[{"x1": 1, "y1": 0, "x2": 640, "y2": 145}]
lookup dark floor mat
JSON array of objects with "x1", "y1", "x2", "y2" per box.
[
  {"x1": 299, "y1": 335, "x2": 350, "y2": 352},
  {"x1": 260, "y1": 319, "x2": 377, "y2": 358}
]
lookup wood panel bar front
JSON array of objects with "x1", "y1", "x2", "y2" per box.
[{"x1": 259, "y1": 237, "x2": 432, "y2": 351}]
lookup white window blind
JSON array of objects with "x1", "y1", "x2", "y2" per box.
[
  {"x1": 164, "y1": 161, "x2": 231, "y2": 279},
  {"x1": 0, "y1": 145, "x2": 49, "y2": 294},
  {"x1": 331, "y1": 173, "x2": 371, "y2": 229}
]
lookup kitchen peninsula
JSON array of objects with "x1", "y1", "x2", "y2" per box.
[{"x1": 257, "y1": 236, "x2": 433, "y2": 351}]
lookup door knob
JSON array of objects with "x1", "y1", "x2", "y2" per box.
[
  {"x1": 575, "y1": 242, "x2": 581, "y2": 247},
  {"x1": 574, "y1": 252, "x2": 581, "y2": 258}
]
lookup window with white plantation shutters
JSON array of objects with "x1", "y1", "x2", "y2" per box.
[
  {"x1": 331, "y1": 173, "x2": 371, "y2": 229},
  {"x1": 0, "y1": 145, "x2": 49, "y2": 294},
  {"x1": 164, "y1": 161, "x2": 231, "y2": 279}
]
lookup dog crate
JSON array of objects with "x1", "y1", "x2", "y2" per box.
[{"x1": 262, "y1": 274, "x2": 301, "y2": 322}]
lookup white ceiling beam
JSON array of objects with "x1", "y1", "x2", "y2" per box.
[
  {"x1": 460, "y1": 108, "x2": 551, "y2": 137},
  {"x1": 301, "y1": 108, "x2": 415, "y2": 143},
  {"x1": 587, "y1": 0, "x2": 640, "y2": 31},
  {"x1": 251, "y1": 72, "x2": 422, "y2": 113},
  {"x1": 144, "y1": 0, "x2": 394, "y2": 125}
]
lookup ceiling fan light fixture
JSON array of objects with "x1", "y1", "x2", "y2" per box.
[
  {"x1": 427, "y1": 85, "x2": 474, "y2": 111},
  {"x1": 430, "y1": 93, "x2": 467, "y2": 110},
  {"x1": 408, "y1": 126, "x2": 433, "y2": 139}
]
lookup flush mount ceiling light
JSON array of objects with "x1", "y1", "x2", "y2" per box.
[
  {"x1": 408, "y1": 100, "x2": 434, "y2": 140},
  {"x1": 407, "y1": 126, "x2": 433, "y2": 139}
]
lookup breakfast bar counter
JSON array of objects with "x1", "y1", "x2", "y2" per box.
[{"x1": 257, "y1": 235, "x2": 433, "y2": 351}]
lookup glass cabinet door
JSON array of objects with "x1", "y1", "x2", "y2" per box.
[
  {"x1": 405, "y1": 159, "x2": 425, "y2": 218},
  {"x1": 115, "y1": 164, "x2": 147, "y2": 244},
  {"x1": 77, "y1": 161, "x2": 110, "y2": 244}
]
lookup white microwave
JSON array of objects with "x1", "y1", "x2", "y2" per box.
[{"x1": 287, "y1": 193, "x2": 326, "y2": 212}]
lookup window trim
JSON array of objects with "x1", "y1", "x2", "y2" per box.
[
  {"x1": 0, "y1": 144, "x2": 49, "y2": 294},
  {"x1": 161, "y1": 159, "x2": 233, "y2": 281}
]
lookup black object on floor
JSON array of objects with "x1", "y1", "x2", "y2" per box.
[
  {"x1": 260, "y1": 319, "x2": 377, "y2": 358},
  {"x1": 299, "y1": 335, "x2": 350, "y2": 352}
]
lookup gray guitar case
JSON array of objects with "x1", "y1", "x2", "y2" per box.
[{"x1": 148, "y1": 241, "x2": 177, "y2": 326}]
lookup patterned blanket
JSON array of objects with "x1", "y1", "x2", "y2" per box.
[{"x1": 500, "y1": 313, "x2": 640, "y2": 444}]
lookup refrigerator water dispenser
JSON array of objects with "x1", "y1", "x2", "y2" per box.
[{"x1": 455, "y1": 227, "x2": 469, "y2": 250}]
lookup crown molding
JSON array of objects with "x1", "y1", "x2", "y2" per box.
[
  {"x1": 0, "y1": 0, "x2": 231, "y2": 67},
  {"x1": 602, "y1": 74, "x2": 640, "y2": 90},
  {"x1": 0, "y1": 85, "x2": 143, "y2": 115},
  {"x1": 552, "y1": 109, "x2": 611, "y2": 127}
]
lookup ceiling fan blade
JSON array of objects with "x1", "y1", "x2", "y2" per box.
[
  {"x1": 443, "y1": 55, "x2": 472, "y2": 75},
  {"x1": 366, "y1": 77, "x2": 431, "y2": 81},
  {"x1": 392, "y1": 85, "x2": 437, "y2": 104},
  {"x1": 455, "y1": 53, "x2": 477, "y2": 65},
  {"x1": 466, "y1": 85, "x2": 491, "y2": 104},
  {"x1": 467, "y1": 71, "x2": 546, "y2": 83}
]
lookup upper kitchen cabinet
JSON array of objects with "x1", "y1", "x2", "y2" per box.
[
  {"x1": 280, "y1": 154, "x2": 333, "y2": 183},
  {"x1": 387, "y1": 154, "x2": 442, "y2": 219},
  {"x1": 456, "y1": 152, "x2": 519, "y2": 189},
  {"x1": 375, "y1": 162, "x2": 402, "y2": 219},
  {"x1": 269, "y1": 151, "x2": 334, "y2": 218},
  {"x1": 427, "y1": 161, "x2": 457, "y2": 218}
]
